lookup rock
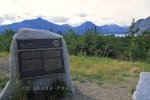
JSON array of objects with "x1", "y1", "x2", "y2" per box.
[
  {"x1": 0, "y1": 28, "x2": 74, "y2": 100},
  {"x1": 132, "y1": 72, "x2": 150, "y2": 100}
]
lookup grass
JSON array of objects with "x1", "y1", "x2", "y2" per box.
[
  {"x1": 10, "y1": 80, "x2": 72, "y2": 100},
  {"x1": 0, "y1": 76, "x2": 8, "y2": 89},
  {"x1": 0, "y1": 52, "x2": 9, "y2": 89},
  {"x1": 0, "y1": 52, "x2": 9, "y2": 59},
  {"x1": 70, "y1": 56, "x2": 150, "y2": 86}
]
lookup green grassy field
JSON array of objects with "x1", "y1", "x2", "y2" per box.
[
  {"x1": 0, "y1": 52, "x2": 150, "y2": 94},
  {"x1": 70, "y1": 55, "x2": 150, "y2": 93}
]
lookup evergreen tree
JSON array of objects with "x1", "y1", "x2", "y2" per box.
[{"x1": 128, "y1": 18, "x2": 139, "y2": 37}]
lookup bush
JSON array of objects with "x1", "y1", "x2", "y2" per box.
[
  {"x1": 0, "y1": 76, "x2": 8, "y2": 89},
  {"x1": 147, "y1": 50, "x2": 150, "y2": 63},
  {"x1": 10, "y1": 79, "x2": 73, "y2": 100}
]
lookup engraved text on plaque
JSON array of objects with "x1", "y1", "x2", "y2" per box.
[{"x1": 17, "y1": 39, "x2": 65, "y2": 79}]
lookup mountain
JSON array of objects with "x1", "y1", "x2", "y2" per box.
[
  {"x1": 0, "y1": 17, "x2": 69, "y2": 34},
  {"x1": 97, "y1": 24, "x2": 128, "y2": 34},
  {"x1": 73, "y1": 21, "x2": 96, "y2": 34},
  {"x1": 134, "y1": 16, "x2": 150, "y2": 34},
  {"x1": 0, "y1": 17, "x2": 128, "y2": 34}
]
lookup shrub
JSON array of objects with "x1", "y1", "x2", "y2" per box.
[
  {"x1": 147, "y1": 50, "x2": 150, "y2": 63},
  {"x1": 10, "y1": 79, "x2": 73, "y2": 100}
]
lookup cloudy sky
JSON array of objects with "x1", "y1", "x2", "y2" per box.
[{"x1": 0, "y1": 0, "x2": 150, "y2": 26}]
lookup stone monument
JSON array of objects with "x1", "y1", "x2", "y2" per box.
[
  {"x1": 132, "y1": 72, "x2": 150, "y2": 100},
  {"x1": 0, "y1": 28, "x2": 74, "y2": 100}
]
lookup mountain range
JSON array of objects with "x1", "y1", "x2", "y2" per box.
[
  {"x1": 134, "y1": 16, "x2": 150, "y2": 34},
  {"x1": 0, "y1": 17, "x2": 129, "y2": 34}
]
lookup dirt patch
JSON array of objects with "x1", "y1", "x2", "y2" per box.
[{"x1": 73, "y1": 81, "x2": 132, "y2": 100}]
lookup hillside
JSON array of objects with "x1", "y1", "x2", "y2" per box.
[
  {"x1": 0, "y1": 17, "x2": 128, "y2": 35},
  {"x1": 134, "y1": 16, "x2": 150, "y2": 34}
]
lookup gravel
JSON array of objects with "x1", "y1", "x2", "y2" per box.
[{"x1": 73, "y1": 81, "x2": 131, "y2": 100}]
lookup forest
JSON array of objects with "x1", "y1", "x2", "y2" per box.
[{"x1": 0, "y1": 28, "x2": 149, "y2": 63}]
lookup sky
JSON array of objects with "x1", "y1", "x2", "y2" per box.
[{"x1": 0, "y1": 0, "x2": 150, "y2": 26}]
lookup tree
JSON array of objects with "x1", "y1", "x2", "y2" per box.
[
  {"x1": 64, "y1": 29, "x2": 78, "y2": 55},
  {"x1": 128, "y1": 18, "x2": 139, "y2": 37},
  {"x1": 0, "y1": 29, "x2": 15, "y2": 51},
  {"x1": 141, "y1": 31, "x2": 150, "y2": 37}
]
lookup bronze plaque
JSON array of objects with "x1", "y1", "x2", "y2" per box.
[{"x1": 17, "y1": 38, "x2": 65, "y2": 79}]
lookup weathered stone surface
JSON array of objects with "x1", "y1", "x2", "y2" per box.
[
  {"x1": 132, "y1": 72, "x2": 150, "y2": 100},
  {"x1": 0, "y1": 28, "x2": 74, "y2": 100}
]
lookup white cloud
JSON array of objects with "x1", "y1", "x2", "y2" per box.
[{"x1": 0, "y1": 0, "x2": 149, "y2": 26}]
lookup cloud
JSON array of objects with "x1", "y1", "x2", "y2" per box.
[
  {"x1": 77, "y1": 13, "x2": 88, "y2": 18},
  {"x1": 51, "y1": 17, "x2": 70, "y2": 23},
  {"x1": 0, "y1": 20, "x2": 4, "y2": 24},
  {"x1": 0, "y1": 14, "x2": 26, "y2": 25},
  {"x1": 0, "y1": 14, "x2": 16, "y2": 21},
  {"x1": 0, "y1": 0, "x2": 150, "y2": 26},
  {"x1": 11, "y1": 0, "x2": 18, "y2": 2},
  {"x1": 0, "y1": 14, "x2": 16, "y2": 24},
  {"x1": 101, "y1": 17, "x2": 114, "y2": 21}
]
